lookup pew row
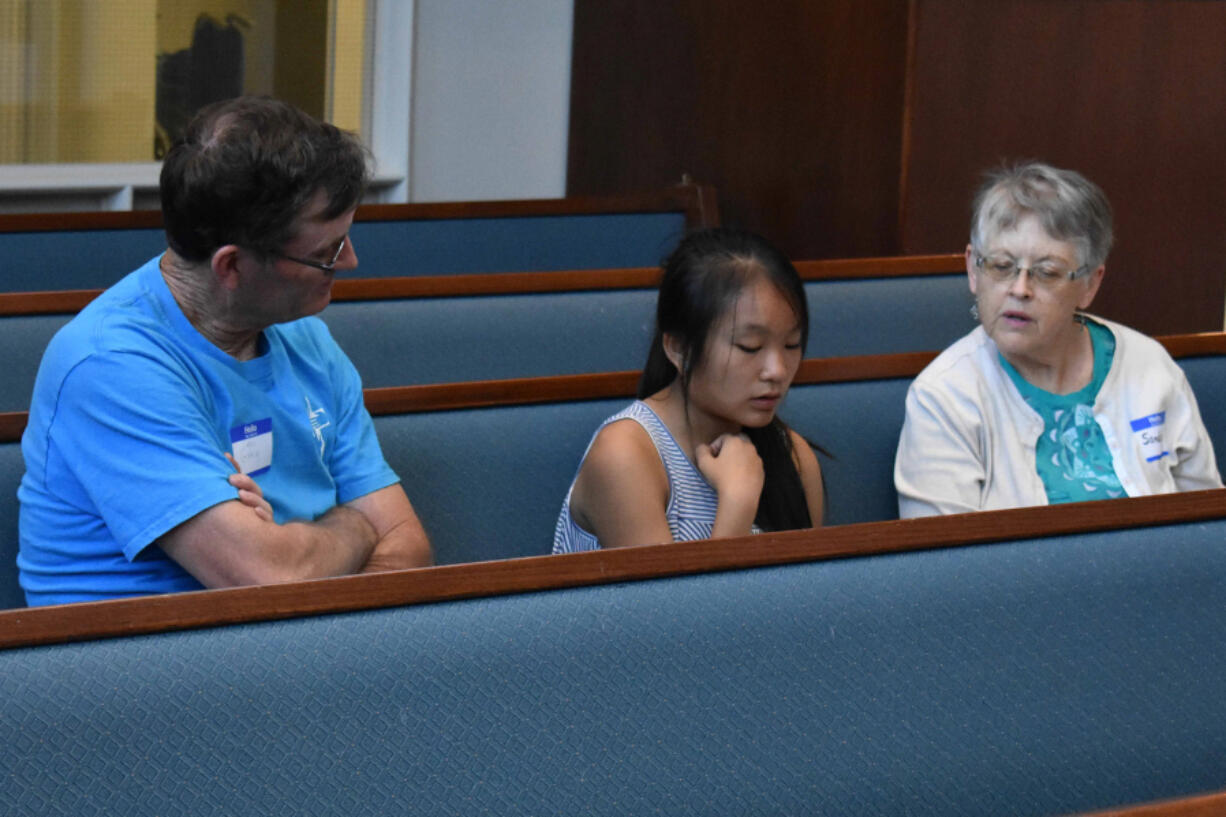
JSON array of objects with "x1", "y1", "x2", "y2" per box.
[
  {"x1": 3, "y1": 491, "x2": 1226, "y2": 815},
  {"x1": 0, "y1": 185, "x2": 715, "y2": 293},
  {"x1": 2, "y1": 331, "x2": 1224, "y2": 611},
  {"x1": 0, "y1": 253, "x2": 966, "y2": 412}
]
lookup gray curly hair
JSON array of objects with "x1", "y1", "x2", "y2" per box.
[{"x1": 970, "y1": 161, "x2": 1113, "y2": 270}]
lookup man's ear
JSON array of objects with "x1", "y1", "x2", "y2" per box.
[
  {"x1": 662, "y1": 332, "x2": 687, "y2": 373},
  {"x1": 210, "y1": 245, "x2": 244, "y2": 292}
]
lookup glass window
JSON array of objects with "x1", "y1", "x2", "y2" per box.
[{"x1": 0, "y1": 0, "x2": 368, "y2": 164}]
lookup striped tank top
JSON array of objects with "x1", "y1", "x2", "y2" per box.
[{"x1": 552, "y1": 401, "x2": 758, "y2": 553}]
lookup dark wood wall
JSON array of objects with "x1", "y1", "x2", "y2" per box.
[
  {"x1": 568, "y1": 0, "x2": 1226, "y2": 335},
  {"x1": 567, "y1": 0, "x2": 910, "y2": 260}
]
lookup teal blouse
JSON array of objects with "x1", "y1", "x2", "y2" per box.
[{"x1": 999, "y1": 319, "x2": 1127, "y2": 504}]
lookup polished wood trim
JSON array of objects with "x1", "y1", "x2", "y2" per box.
[
  {"x1": 1156, "y1": 331, "x2": 1226, "y2": 357},
  {"x1": 794, "y1": 253, "x2": 964, "y2": 279},
  {"x1": 2, "y1": 487, "x2": 1223, "y2": 652},
  {"x1": 795, "y1": 351, "x2": 935, "y2": 384},
  {"x1": 0, "y1": 412, "x2": 24, "y2": 441},
  {"x1": 897, "y1": 0, "x2": 920, "y2": 250},
  {"x1": 693, "y1": 181, "x2": 721, "y2": 228},
  {"x1": 362, "y1": 371, "x2": 641, "y2": 415},
  {"x1": 2, "y1": 334, "x2": 1223, "y2": 441},
  {"x1": 1076, "y1": 789, "x2": 1226, "y2": 817},
  {"x1": 0, "y1": 289, "x2": 100, "y2": 315},
  {"x1": 0, "y1": 253, "x2": 969, "y2": 315},
  {"x1": 330, "y1": 267, "x2": 662, "y2": 300},
  {"x1": 0, "y1": 210, "x2": 164, "y2": 232}
]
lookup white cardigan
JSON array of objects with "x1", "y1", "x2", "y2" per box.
[{"x1": 894, "y1": 316, "x2": 1222, "y2": 518}]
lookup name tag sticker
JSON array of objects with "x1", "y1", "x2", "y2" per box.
[
  {"x1": 1129, "y1": 411, "x2": 1168, "y2": 463},
  {"x1": 229, "y1": 418, "x2": 273, "y2": 476}
]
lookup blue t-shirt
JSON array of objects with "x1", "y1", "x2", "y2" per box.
[{"x1": 18, "y1": 256, "x2": 399, "y2": 606}]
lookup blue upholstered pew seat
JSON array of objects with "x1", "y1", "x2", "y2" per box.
[{"x1": 4, "y1": 508, "x2": 1226, "y2": 815}]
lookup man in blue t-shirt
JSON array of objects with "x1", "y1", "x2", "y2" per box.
[{"x1": 17, "y1": 96, "x2": 433, "y2": 606}]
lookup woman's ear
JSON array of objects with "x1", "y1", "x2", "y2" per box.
[
  {"x1": 1078, "y1": 265, "x2": 1106, "y2": 311},
  {"x1": 662, "y1": 332, "x2": 687, "y2": 373}
]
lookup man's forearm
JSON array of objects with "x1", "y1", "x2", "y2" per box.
[
  {"x1": 159, "y1": 500, "x2": 380, "y2": 588},
  {"x1": 359, "y1": 518, "x2": 433, "y2": 573}
]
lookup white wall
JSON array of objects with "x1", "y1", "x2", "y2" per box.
[{"x1": 407, "y1": 0, "x2": 573, "y2": 202}]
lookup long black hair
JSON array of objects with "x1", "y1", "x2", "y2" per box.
[{"x1": 638, "y1": 228, "x2": 813, "y2": 531}]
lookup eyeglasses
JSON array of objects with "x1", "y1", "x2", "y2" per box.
[
  {"x1": 973, "y1": 252, "x2": 1089, "y2": 289},
  {"x1": 270, "y1": 237, "x2": 347, "y2": 272}
]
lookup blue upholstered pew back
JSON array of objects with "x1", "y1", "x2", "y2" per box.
[
  {"x1": 0, "y1": 212, "x2": 687, "y2": 293},
  {"x1": 0, "y1": 371, "x2": 910, "y2": 607},
  {"x1": 374, "y1": 398, "x2": 626, "y2": 565},
  {"x1": 376, "y1": 375, "x2": 912, "y2": 567},
  {"x1": 1179, "y1": 354, "x2": 1226, "y2": 467},
  {"x1": 348, "y1": 212, "x2": 686, "y2": 277},
  {"x1": 2, "y1": 227, "x2": 165, "y2": 292},
  {"x1": 5, "y1": 515, "x2": 1226, "y2": 815},
  {"x1": 2, "y1": 348, "x2": 1220, "y2": 600},
  {"x1": 319, "y1": 274, "x2": 970, "y2": 389},
  {"x1": 0, "y1": 273, "x2": 969, "y2": 411},
  {"x1": 0, "y1": 439, "x2": 22, "y2": 609}
]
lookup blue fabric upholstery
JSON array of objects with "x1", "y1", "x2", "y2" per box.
[
  {"x1": 3, "y1": 228, "x2": 166, "y2": 292},
  {"x1": 320, "y1": 275, "x2": 970, "y2": 390},
  {"x1": 4, "y1": 518, "x2": 1226, "y2": 815},
  {"x1": 2, "y1": 271, "x2": 967, "y2": 410},
  {"x1": 375, "y1": 398, "x2": 625, "y2": 564},
  {"x1": 376, "y1": 376, "x2": 908, "y2": 566},
  {"x1": 0, "y1": 212, "x2": 687, "y2": 293},
  {"x1": 0, "y1": 441, "x2": 23, "y2": 608},
  {"x1": 810, "y1": 274, "x2": 970, "y2": 356},
  {"x1": 783, "y1": 378, "x2": 911, "y2": 525},
  {"x1": 319, "y1": 291, "x2": 657, "y2": 388},
  {"x1": 0, "y1": 314, "x2": 72, "y2": 412},
  {"x1": 348, "y1": 213, "x2": 687, "y2": 276},
  {"x1": 1178, "y1": 355, "x2": 1226, "y2": 467}
]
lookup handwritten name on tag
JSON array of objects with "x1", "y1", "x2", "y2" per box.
[
  {"x1": 1129, "y1": 411, "x2": 1168, "y2": 463},
  {"x1": 229, "y1": 418, "x2": 273, "y2": 476}
]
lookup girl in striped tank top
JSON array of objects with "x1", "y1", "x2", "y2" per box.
[{"x1": 553, "y1": 228, "x2": 824, "y2": 553}]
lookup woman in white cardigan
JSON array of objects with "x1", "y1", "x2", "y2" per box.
[{"x1": 894, "y1": 162, "x2": 1221, "y2": 518}]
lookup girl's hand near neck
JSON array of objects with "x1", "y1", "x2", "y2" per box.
[{"x1": 696, "y1": 432, "x2": 764, "y2": 538}]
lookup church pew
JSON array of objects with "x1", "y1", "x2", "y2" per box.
[
  {"x1": 0, "y1": 253, "x2": 966, "y2": 411},
  {"x1": 0, "y1": 185, "x2": 714, "y2": 293},
  {"x1": 2, "y1": 490, "x2": 1226, "y2": 815},
  {"x1": 3, "y1": 332, "x2": 1223, "y2": 609}
]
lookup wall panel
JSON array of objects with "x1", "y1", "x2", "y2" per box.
[
  {"x1": 567, "y1": 0, "x2": 909, "y2": 260},
  {"x1": 903, "y1": 0, "x2": 1226, "y2": 334}
]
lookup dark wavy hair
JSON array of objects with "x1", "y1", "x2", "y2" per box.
[
  {"x1": 639, "y1": 228, "x2": 814, "y2": 531},
  {"x1": 160, "y1": 95, "x2": 371, "y2": 262}
]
